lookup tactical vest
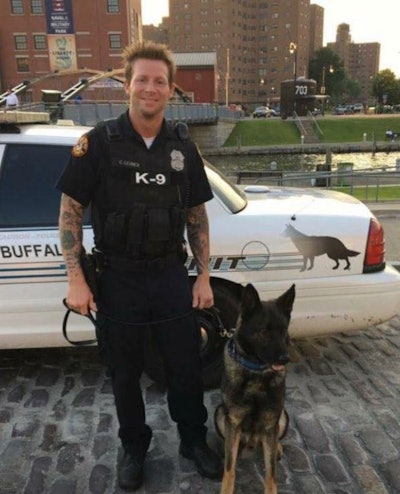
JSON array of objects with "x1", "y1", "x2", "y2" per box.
[{"x1": 91, "y1": 118, "x2": 189, "y2": 260}]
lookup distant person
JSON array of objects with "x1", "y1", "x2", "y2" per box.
[
  {"x1": 385, "y1": 129, "x2": 394, "y2": 141},
  {"x1": 73, "y1": 94, "x2": 82, "y2": 104},
  {"x1": 5, "y1": 88, "x2": 19, "y2": 109}
]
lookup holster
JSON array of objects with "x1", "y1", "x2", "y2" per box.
[{"x1": 80, "y1": 248, "x2": 99, "y2": 301}]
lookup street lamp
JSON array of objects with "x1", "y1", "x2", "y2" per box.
[
  {"x1": 321, "y1": 64, "x2": 334, "y2": 95},
  {"x1": 321, "y1": 65, "x2": 334, "y2": 115},
  {"x1": 289, "y1": 42, "x2": 297, "y2": 116}
]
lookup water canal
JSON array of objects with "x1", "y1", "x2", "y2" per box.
[{"x1": 207, "y1": 150, "x2": 400, "y2": 179}]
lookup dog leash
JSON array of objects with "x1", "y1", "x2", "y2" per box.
[{"x1": 62, "y1": 298, "x2": 231, "y2": 345}]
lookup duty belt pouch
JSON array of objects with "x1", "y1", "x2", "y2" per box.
[{"x1": 80, "y1": 248, "x2": 99, "y2": 301}]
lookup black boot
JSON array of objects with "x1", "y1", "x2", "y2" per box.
[
  {"x1": 179, "y1": 441, "x2": 223, "y2": 480},
  {"x1": 118, "y1": 426, "x2": 152, "y2": 491}
]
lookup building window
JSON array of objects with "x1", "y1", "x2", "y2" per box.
[
  {"x1": 16, "y1": 57, "x2": 30, "y2": 72},
  {"x1": 14, "y1": 35, "x2": 28, "y2": 50},
  {"x1": 33, "y1": 34, "x2": 47, "y2": 50},
  {"x1": 31, "y1": 0, "x2": 43, "y2": 14},
  {"x1": 109, "y1": 33, "x2": 122, "y2": 49},
  {"x1": 11, "y1": 0, "x2": 23, "y2": 14},
  {"x1": 107, "y1": 0, "x2": 119, "y2": 13}
]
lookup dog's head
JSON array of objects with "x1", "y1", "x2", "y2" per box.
[{"x1": 234, "y1": 284, "x2": 295, "y2": 371}]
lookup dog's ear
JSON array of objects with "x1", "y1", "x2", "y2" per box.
[
  {"x1": 240, "y1": 283, "x2": 261, "y2": 316},
  {"x1": 276, "y1": 284, "x2": 295, "y2": 317}
]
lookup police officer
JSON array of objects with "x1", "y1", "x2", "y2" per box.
[{"x1": 57, "y1": 41, "x2": 222, "y2": 491}]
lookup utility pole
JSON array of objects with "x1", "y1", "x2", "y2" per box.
[{"x1": 225, "y1": 48, "x2": 230, "y2": 107}]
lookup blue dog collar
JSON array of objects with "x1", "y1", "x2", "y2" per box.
[{"x1": 227, "y1": 338, "x2": 270, "y2": 372}]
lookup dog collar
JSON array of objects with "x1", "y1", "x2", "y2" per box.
[{"x1": 227, "y1": 338, "x2": 270, "y2": 372}]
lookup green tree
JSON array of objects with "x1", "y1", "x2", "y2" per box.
[
  {"x1": 372, "y1": 69, "x2": 400, "y2": 106},
  {"x1": 308, "y1": 47, "x2": 345, "y2": 102}
]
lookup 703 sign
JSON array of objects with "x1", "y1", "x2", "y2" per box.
[{"x1": 295, "y1": 85, "x2": 308, "y2": 96}]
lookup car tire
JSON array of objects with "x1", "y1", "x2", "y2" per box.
[{"x1": 143, "y1": 281, "x2": 240, "y2": 390}]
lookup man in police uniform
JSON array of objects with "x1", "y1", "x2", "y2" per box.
[{"x1": 57, "y1": 41, "x2": 222, "y2": 491}]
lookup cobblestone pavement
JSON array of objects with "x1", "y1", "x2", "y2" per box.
[
  {"x1": 1, "y1": 313, "x2": 400, "y2": 494},
  {"x1": 1, "y1": 205, "x2": 400, "y2": 494}
]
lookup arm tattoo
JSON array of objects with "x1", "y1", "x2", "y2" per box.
[
  {"x1": 186, "y1": 203, "x2": 210, "y2": 275},
  {"x1": 59, "y1": 193, "x2": 85, "y2": 281}
]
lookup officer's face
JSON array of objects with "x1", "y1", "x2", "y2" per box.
[{"x1": 125, "y1": 59, "x2": 174, "y2": 119}]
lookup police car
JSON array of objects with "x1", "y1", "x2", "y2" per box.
[{"x1": 1, "y1": 114, "x2": 400, "y2": 388}]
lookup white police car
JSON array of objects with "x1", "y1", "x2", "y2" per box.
[{"x1": 1, "y1": 114, "x2": 400, "y2": 388}]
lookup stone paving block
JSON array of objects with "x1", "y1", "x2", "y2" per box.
[
  {"x1": 294, "y1": 412, "x2": 330, "y2": 453},
  {"x1": 68, "y1": 410, "x2": 94, "y2": 443},
  {"x1": 23, "y1": 389, "x2": 49, "y2": 408},
  {"x1": 337, "y1": 433, "x2": 369, "y2": 466},
  {"x1": 145, "y1": 458, "x2": 175, "y2": 492},
  {"x1": 24, "y1": 456, "x2": 52, "y2": 494},
  {"x1": 357, "y1": 428, "x2": 398, "y2": 462},
  {"x1": 40, "y1": 423, "x2": 59, "y2": 452},
  {"x1": 97, "y1": 413, "x2": 114, "y2": 433},
  {"x1": 294, "y1": 474, "x2": 326, "y2": 494},
  {"x1": 375, "y1": 410, "x2": 400, "y2": 440},
  {"x1": 353, "y1": 464, "x2": 389, "y2": 494},
  {"x1": 12, "y1": 418, "x2": 40, "y2": 438},
  {"x1": 72, "y1": 387, "x2": 96, "y2": 407},
  {"x1": 61, "y1": 376, "x2": 75, "y2": 396},
  {"x1": 93, "y1": 435, "x2": 114, "y2": 460},
  {"x1": 56, "y1": 442, "x2": 83, "y2": 475},
  {"x1": 380, "y1": 458, "x2": 400, "y2": 493},
  {"x1": 283, "y1": 443, "x2": 312, "y2": 472},
  {"x1": 49, "y1": 478, "x2": 77, "y2": 494},
  {"x1": 52, "y1": 399, "x2": 68, "y2": 421},
  {"x1": 89, "y1": 464, "x2": 113, "y2": 494},
  {"x1": 314, "y1": 453, "x2": 350, "y2": 484},
  {"x1": 8, "y1": 383, "x2": 26, "y2": 403}
]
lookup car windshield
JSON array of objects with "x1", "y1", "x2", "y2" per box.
[{"x1": 204, "y1": 160, "x2": 247, "y2": 213}]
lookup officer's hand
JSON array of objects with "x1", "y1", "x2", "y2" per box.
[
  {"x1": 192, "y1": 274, "x2": 213, "y2": 309},
  {"x1": 66, "y1": 280, "x2": 97, "y2": 315}
]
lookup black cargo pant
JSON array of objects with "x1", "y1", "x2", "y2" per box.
[{"x1": 96, "y1": 259, "x2": 208, "y2": 454}]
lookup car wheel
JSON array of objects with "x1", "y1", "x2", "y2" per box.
[{"x1": 143, "y1": 281, "x2": 240, "y2": 390}]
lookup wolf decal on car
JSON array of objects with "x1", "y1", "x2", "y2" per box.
[{"x1": 283, "y1": 223, "x2": 360, "y2": 271}]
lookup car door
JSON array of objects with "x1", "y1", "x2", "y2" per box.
[{"x1": 0, "y1": 142, "x2": 93, "y2": 348}]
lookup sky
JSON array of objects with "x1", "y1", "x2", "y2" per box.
[{"x1": 141, "y1": 0, "x2": 400, "y2": 77}]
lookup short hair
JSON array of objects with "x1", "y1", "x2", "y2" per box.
[{"x1": 122, "y1": 41, "x2": 176, "y2": 87}]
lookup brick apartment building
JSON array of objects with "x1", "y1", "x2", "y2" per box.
[
  {"x1": 0, "y1": 0, "x2": 141, "y2": 102},
  {"x1": 327, "y1": 23, "x2": 380, "y2": 105},
  {"x1": 166, "y1": 0, "x2": 322, "y2": 109}
]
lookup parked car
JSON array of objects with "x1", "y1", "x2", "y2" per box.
[
  {"x1": 1, "y1": 116, "x2": 400, "y2": 388},
  {"x1": 334, "y1": 105, "x2": 354, "y2": 115},
  {"x1": 352, "y1": 103, "x2": 364, "y2": 113},
  {"x1": 252, "y1": 106, "x2": 273, "y2": 118}
]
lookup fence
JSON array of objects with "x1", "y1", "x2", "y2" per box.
[
  {"x1": 233, "y1": 166, "x2": 400, "y2": 202},
  {"x1": 17, "y1": 101, "x2": 244, "y2": 126}
]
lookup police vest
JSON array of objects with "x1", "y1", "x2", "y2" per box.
[{"x1": 91, "y1": 119, "x2": 190, "y2": 260}]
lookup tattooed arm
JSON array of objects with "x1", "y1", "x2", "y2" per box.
[
  {"x1": 59, "y1": 193, "x2": 96, "y2": 315},
  {"x1": 186, "y1": 203, "x2": 213, "y2": 309}
]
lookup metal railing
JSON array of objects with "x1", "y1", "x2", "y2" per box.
[
  {"x1": 14, "y1": 101, "x2": 244, "y2": 126},
  {"x1": 234, "y1": 166, "x2": 400, "y2": 202}
]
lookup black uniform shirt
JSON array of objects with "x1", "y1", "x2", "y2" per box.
[{"x1": 56, "y1": 111, "x2": 213, "y2": 209}]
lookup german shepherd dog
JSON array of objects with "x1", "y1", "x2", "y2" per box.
[{"x1": 215, "y1": 283, "x2": 295, "y2": 494}]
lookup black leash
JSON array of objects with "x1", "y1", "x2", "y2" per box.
[{"x1": 62, "y1": 298, "x2": 230, "y2": 346}]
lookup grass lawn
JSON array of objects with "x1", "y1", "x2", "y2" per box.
[
  {"x1": 224, "y1": 116, "x2": 400, "y2": 147},
  {"x1": 334, "y1": 184, "x2": 400, "y2": 201}
]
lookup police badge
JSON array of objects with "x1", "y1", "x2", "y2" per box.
[{"x1": 170, "y1": 149, "x2": 185, "y2": 171}]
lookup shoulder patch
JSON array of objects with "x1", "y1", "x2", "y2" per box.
[{"x1": 72, "y1": 134, "x2": 89, "y2": 157}]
